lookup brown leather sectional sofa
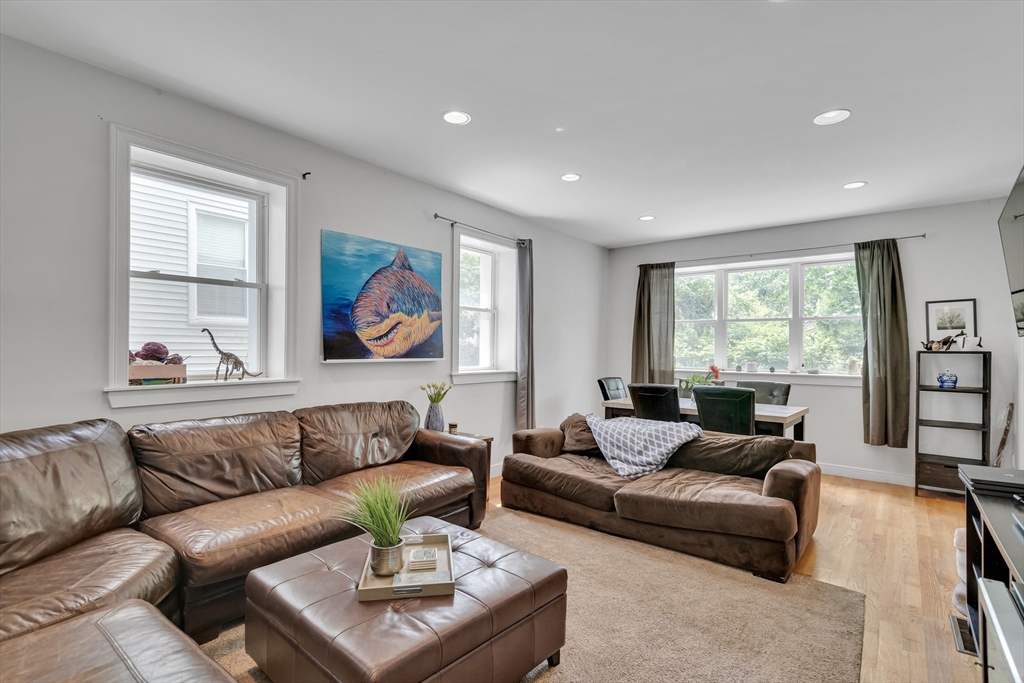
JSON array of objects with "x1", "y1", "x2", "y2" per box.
[
  {"x1": 0, "y1": 399, "x2": 488, "y2": 678},
  {"x1": 501, "y1": 428, "x2": 820, "y2": 582}
]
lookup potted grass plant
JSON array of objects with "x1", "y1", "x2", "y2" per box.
[{"x1": 337, "y1": 476, "x2": 413, "y2": 576}]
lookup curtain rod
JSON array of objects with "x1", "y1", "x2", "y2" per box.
[
  {"x1": 433, "y1": 213, "x2": 526, "y2": 247},
  {"x1": 657, "y1": 233, "x2": 927, "y2": 267}
]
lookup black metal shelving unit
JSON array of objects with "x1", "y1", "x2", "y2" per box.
[{"x1": 914, "y1": 350, "x2": 991, "y2": 495}]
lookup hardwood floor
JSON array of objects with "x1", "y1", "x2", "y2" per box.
[{"x1": 487, "y1": 474, "x2": 979, "y2": 683}]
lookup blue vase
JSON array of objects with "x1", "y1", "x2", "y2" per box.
[
  {"x1": 425, "y1": 403, "x2": 445, "y2": 431},
  {"x1": 937, "y1": 369, "x2": 958, "y2": 389}
]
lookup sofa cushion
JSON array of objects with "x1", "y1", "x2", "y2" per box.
[
  {"x1": 316, "y1": 460, "x2": 475, "y2": 515},
  {"x1": 294, "y1": 401, "x2": 420, "y2": 484},
  {"x1": 0, "y1": 599, "x2": 234, "y2": 683},
  {"x1": 665, "y1": 433, "x2": 794, "y2": 479},
  {"x1": 559, "y1": 413, "x2": 601, "y2": 455},
  {"x1": 0, "y1": 528, "x2": 177, "y2": 641},
  {"x1": 0, "y1": 419, "x2": 143, "y2": 576},
  {"x1": 502, "y1": 453, "x2": 629, "y2": 512},
  {"x1": 139, "y1": 486, "x2": 351, "y2": 587},
  {"x1": 613, "y1": 468, "x2": 798, "y2": 542},
  {"x1": 129, "y1": 411, "x2": 302, "y2": 517}
]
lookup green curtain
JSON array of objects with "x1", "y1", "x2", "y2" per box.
[
  {"x1": 855, "y1": 239, "x2": 910, "y2": 447},
  {"x1": 631, "y1": 262, "x2": 675, "y2": 385}
]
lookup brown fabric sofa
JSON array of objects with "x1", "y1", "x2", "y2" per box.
[
  {"x1": 0, "y1": 419, "x2": 179, "y2": 642},
  {"x1": 0, "y1": 400, "x2": 488, "y2": 656},
  {"x1": 501, "y1": 427, "x2": 820, "y2": 582}
]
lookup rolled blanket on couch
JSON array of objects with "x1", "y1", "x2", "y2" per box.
[{"x1": 585, "y1": 414, "x2": 702, "y2": 479}]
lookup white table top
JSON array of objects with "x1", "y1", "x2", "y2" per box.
[{"x1": 601, "y1": 397, "x2": 809, "y2": 426}]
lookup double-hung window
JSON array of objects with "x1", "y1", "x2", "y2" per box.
[
  {"x1": 129, "y1": 172, "x2": 264, "y2": 378},
  {"x1": 455, "y1": 229, "x2": 517, "y2": 379},
  {"x1": 674, "y1": 255, "x2": 862, "y2": 375},
  {"x1": 108, "y1": 126, "x2": 298, "y2": 406}
]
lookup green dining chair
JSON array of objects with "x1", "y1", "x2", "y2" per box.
[{"x1": 691, "y1": 386, "x2": 756, "y2": 435}]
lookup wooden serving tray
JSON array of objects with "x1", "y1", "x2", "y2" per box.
[{"x1": 356, "y1": 533, "x2": 454, "y2": 602}]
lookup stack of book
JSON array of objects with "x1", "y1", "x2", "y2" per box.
[{"x1": 408, "y1": 547, "x2": 437, "y2": 572}]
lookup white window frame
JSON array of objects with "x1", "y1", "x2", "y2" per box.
[
  {"x1": 674, "y1": 253, "x2": 862, "y2": 383},
  {"x1": 452, "y1": 227, "x2": 518, "y2": 384},
  {"x1": 458, "y1": 244, "x2": 499, "y2": 371},
  {"x1": 106, "y1": 125, "x2": 300, "y2": 407}
]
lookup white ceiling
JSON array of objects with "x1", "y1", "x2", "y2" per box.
[{"x1": 1, "y1": 1, "x2": 1022, "y2": 248}]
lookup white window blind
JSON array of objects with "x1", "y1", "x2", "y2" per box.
[{"x1": 195, "y1": 211, "x2": 248, "y2": 319}]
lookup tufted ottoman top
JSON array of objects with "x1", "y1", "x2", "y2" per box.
[{"x1": 245, "y1": 516, "x2": 567, "y2": 683}]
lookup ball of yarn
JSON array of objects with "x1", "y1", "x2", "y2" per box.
[{"x1": 135, "y1": 341, "x2": 169, "y2": 361}]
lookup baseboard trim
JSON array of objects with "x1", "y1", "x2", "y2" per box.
[
  {"x1": 817, "y1": 462, "x2": 914, "y2": 488},
  {"x1": 490, "y1": 461, "x2": 503, "y2": 479}
]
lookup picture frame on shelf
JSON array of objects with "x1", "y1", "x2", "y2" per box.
[{"x1": 925, "y1": 298, "x2": 977, "y2": 342}]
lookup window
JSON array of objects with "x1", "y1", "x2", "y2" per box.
[
  {"x1": 108, "y1": 126, "x2": 298, "y2": 406},
  {"x1": 674, "y1": 256, "x2": 862, "y2": 374},
  {"x1": 455, "y1": 230, "x2": 517, "y2": 378},
  {"x1": 129, "y1": 173, "x2": 263, "y2": 378}
]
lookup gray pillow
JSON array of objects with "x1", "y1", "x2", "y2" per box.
[
  {"x1": 666, "y1": 433, "x2": 793, "y2": 478},
  {"x1": 559, "y1": 413, "x2": 602, "y2": 456}
]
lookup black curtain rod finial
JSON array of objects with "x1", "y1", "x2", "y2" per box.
[{"x1": 302, "y1": 172, "x2": 311, "y2": 180}]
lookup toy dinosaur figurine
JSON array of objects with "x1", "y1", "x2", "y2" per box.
[{"x1": 200, "y1": 328, "x2": 263, "y2": 380}]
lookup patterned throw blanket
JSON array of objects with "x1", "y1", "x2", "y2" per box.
[{"x1": 585, "y1": 414, "x2": 702, "y2": 479}]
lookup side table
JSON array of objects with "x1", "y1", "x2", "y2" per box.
[{"x1": 456, "y1": 431, "x2": 493, "y2": 500}]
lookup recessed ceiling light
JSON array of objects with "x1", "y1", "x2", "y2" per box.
[
  {"x1": 638, "y1": 215, "x2": 656, "y2": 221},
  {"x1": 442, "y1": 111, "x2": 471, "y2": 125},
  {"x1": 555, "y1": 127, "x2": 566, "y2": 132},
  {"x1": 561, "y1": 173, "x2": 581, "y2": 182},
  {"x1": 843, "y1": 181, "x2": 868, "y2": 189},
  {"x1": 813, "y1": 109, "x2": 851, "y2": 125}
]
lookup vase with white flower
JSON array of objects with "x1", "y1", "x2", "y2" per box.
[{"x1": 420, "y1": 381, "x2": 451, "y2": 431}]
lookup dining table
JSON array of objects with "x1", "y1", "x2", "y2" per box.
[{"x1": 601, "y1": 397, "x2": 810, "y2": 440}]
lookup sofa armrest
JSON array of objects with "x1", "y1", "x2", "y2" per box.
[
  {"x1": 405, "y1": 430, "x2": 488, "y2": 528},
  {"x1": 763, "y1": 459, "x2": 820, "y2": 560},
  {"x1": 789, "y1": 441, "x2": 816, "y2": 463},
  {"x1": 512, "y1": 428, "x2": 564, "y2": 459}
]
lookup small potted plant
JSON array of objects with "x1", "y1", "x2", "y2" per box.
[
  {"x1": 420, "y1": 381, "x2": 452, "y2": 431},
  {"x1": 337, "y1": 476, "x2": 412, "y2": 576},
  {"x1": 679, "y1": 365, "x2": 722, "y2": 398}
]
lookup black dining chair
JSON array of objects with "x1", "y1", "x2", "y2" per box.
[
  {"x1": 692, "y1": 386, "x2": 756, "y2": 435},
  {"x1": 627, "y1": 384, "x2": 680, "y2": 422},
  {"x1": 598, "y1": 377, "x2": 628, "y2": 401},
  {"x1": 736, "y1": 380, "x2": 792, "y2": 406}
]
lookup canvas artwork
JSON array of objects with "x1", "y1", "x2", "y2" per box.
[{"x1": 321, "y1": 230, "x2": 443, "y2": 361}]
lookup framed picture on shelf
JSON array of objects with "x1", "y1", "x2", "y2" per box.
[{"x1": 925, "y1": 298, "x2": 977, "y2": 341}]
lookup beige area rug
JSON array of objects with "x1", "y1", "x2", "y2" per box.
[{"x1": 202, "y1": 508, "x2": 865, "y2": 683}]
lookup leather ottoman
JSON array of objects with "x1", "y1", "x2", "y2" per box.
[
  {"x1": 0, "y1": 599, "x2": 234, "y2": 683},
  {"x1": 245, "y1": 516, "x2": 567, "y2": 683}
]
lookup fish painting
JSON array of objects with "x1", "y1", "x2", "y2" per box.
[
  {"x1": 321, "y1": 230, "x2": 443, "y2": 361},
  {"x1": 350, "y1": 249, "x2": 442, "y2": 358}
]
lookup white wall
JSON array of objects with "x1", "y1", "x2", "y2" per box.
[
  {"x1": 0, "y1": 36, "x2": 610, "y2": 474},
  {"x1": 605, "y1": 200, "x2": 1021, "y2": 485}
]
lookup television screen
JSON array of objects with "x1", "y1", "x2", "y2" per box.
[{"x1": 997, "y1": 167, "x2": 1024, "y2": 337}]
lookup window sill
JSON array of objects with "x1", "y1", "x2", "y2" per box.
[
  {"x1": 675, "y1": 369, "x2": 861, "y2": 387},
  {"x1": 450, "y1": 371, "x2": 517, "y2": 386},
  {"x1": 104, "y1": 377, "x2": 301, "y2": 408}
]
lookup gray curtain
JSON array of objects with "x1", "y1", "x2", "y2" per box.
[
  {"x1": 516, "y1": 239, "x2": 535, "y2": 430},
  {"x1": 631, "y1": 262, "x2": 676, "y2": 385},
  {"x1": 855, "y1": 239, "x2": 910, "y2": 448}
]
